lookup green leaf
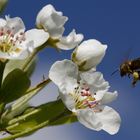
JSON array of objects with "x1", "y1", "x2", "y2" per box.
[
  {"x1": 0, "y1": 79, "x2": 50, "y2": 127},
  {"x1": 50, "y1": 111, "x2": 77, "y2": 126},
  {"x1": 2, "y1": 79, "x2": 51, "y2": 121},
  {"x1": 3, "y1": 56, "x2": 37, "y2": 79},
  {"x1": 6, "y1": 100, "x2": 77, "y2": 135},
  {"x1": 0, "y1": 69, "x2": 31, "y2": 104},
  {"x1": 0, "y1": 60, "x2": 8, "y2": 119}
]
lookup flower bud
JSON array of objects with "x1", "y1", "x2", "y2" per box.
[{"x1": 72, "y1": 39, "x2": 107, "y2": 71}]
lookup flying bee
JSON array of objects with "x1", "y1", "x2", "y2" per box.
[{"x1": 112, "y1": 57, "x2": 140, "y2": 86}]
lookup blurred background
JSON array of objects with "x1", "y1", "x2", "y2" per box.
[{"x1": 1, "y1": 0, "x2": 140, "y2": 139}]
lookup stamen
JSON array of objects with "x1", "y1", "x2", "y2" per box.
[
  {"x1": 0, "y1": 27, "x2": 26, "y2": 54},
  {"x1": 7, "y1": 30, "x2": 11, "y2": 35},
  {"x1": 71, "y1": 81, "x2": 103, "y2": 113},
  {"x1": 70, "y1": 81, "x2": 102, "y2": 112}
]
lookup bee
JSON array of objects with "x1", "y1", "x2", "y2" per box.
[{"x1": 112, "y1": 57, "x2": 140, "y2": 86}]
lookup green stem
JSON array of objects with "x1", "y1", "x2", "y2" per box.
[
  {"x1": 22, "y1": 41, "x2": 49, "y2": 71},
  {"x1": 22, "y1": 49, "x2": 38, "y2": 71},
  {"x1": 1, "y1": 111, "x2": 66, "y2": 140},
  {"x1": 8, "y1": 109, "x2": 40, "y2": 125},
  {"x1": 18, "y1": 78, "x2": 51, "y2": 105},
  {"x1": 0, "y1": 60, "x2": 8, "y2": 87},
  {"x1": 0, "y1": 103, "x2": 5, "y2": 119},
  {"x1": 26, "y1": 78, "x2": 51, "y2": 94}
]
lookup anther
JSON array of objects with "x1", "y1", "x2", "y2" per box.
[
  {"x1": 16, "y1": 36, "x2": 19, "y2": 40},
  {"x1": 10, "y1": 34, "x2": 14, "y2": 37},
  {"x1": 7, "y1": 30, "x2": 11, "y2": 34},
  {"x1": 85, "y1": 88, "x2": 90, "y2": 91},
  {"x1": 20, "y1": 32, "x2": 23, "y2": 35},
  {"x1": 0, "y1": 32, "x2": 3, "y2": 36}
]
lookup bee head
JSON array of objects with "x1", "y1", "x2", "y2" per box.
[{"x1": 120, "y1": 62, "x2": 131, "y2": 77}]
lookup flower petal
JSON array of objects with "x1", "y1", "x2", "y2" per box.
[
  {"x1": 59, "y1": 92, "x2": 75, "y2": 111},
  {"x1": 95, "y1": 90, "x2": 106, "y2": 101},
  {"x1": 42, "y1": 13, "x2": 67, "y2": 39},
  {"x1": 36, "y1": 4, "x2": 59, "y2": 27},
  {"x1": 101, "y1": 91, "x2": 118, "y2": 104},
  {"x1": 49, "y1": 59, "x2": 78, "y2": 94},
  {"x1": 5, "y1": 16, "x2": 25, "y2": 33},
  {"x1": 5, "y1": 41, "x2": 33, "y2": 60},
  {"x1": 80, "y1": 71, "x2": 110, "y2": 92},
  {"x1": 36, "y1": 4, "x2": 54, "y2": 26},
  {"x1": 47, "y1": 27, "x2": 65, "y2": 39},
  {"x1": 51, "y1": 12, "x2": 68, "y2": 28},
  {"x1": 76, "y1": 109, "x2": 102, "y2": 131},
  {"x1": 25, "y1": 29, "x2": 49, "y2": 48},
  {"x1": 36, "y1": 4, "x2": 68, "y2": 39},
  {"x1": 77, "y1": 106, "x2": 121, "y2": 135},
  {"x1": 0, "y1": 50, "x2": 28, "y2": 60},
  {"x1": 17, "y1": 41, "x2": 34, "y2": 59},
  {"x1": 56, "y1": 29, "x2": 84, "y2": 50},
  {"x1": 95, "y1": 106, "x2": 121, "y2": 135},
  {"x1": 0, "y1": 18, "x2": 6, "y2": 27}
]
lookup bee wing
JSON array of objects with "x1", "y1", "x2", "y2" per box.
[
  {"x1": 131, "y1": 57, "x2": 140, "y2": 70},
  {"x1": 122, "y1": 47, "x2": 133, "y2": 62}
]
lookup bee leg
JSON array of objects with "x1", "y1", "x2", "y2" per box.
[
  {"x1": 132, "y1": 80, "x2": 137, "y2": 87},
  {"x1": 132, "y1": 71, "x2": 139, "y2": 87},
  {"x1": 132, "y1": 77, "x2": 139, "y2": 87},
  {"x1": 128, "y1": 74, "x2": 131, "y2": 78}
]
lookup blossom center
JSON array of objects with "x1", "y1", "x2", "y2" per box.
[
  {"x1": 0, "y1": 27, "x2": 26, "y2": 53},
  {"x1": 71, "y1": 81, "x2": 99, "y2": 110}
]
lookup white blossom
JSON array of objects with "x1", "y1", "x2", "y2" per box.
[
  {"x1": 36, "y1": 4, "x2": 83, "y2": 50},
  {"x1": 49, "y1": 59, "x2": 121, "y2": 135},
  {"x1": 0, "y1": 16, "x2": 49, "y2": 59}
]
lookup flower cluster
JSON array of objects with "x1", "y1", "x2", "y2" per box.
[
  {"x1": 0, "y1": 3, "x2": 121, "y2": 140},
  {"x1": 42, "y1": 5, "x2": 121, "y2": 135}
]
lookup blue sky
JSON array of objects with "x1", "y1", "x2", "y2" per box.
[{"x1": 3, "y1": 0, "x2": 140, "y2": 140}]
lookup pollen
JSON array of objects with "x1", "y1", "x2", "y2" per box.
[{"x1": 133, "y1": 71, "x2": 139, "y2": 79}]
